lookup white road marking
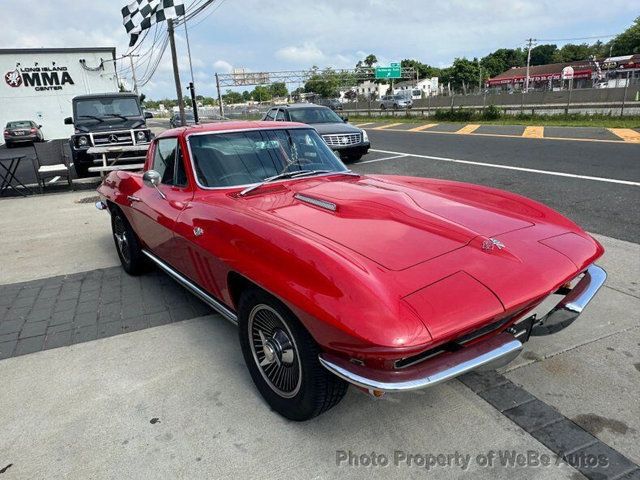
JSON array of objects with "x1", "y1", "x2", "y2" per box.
[
  {"x1": 358, "y1": 154, "x2": 408, "y2": 164},
  {"x1": 368, "y1": 148, "x2": 640, "y2": 187}
]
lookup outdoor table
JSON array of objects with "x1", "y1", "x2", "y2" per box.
[{"x1": 0, "y1": 155, "x2": 34, "y2": 197}]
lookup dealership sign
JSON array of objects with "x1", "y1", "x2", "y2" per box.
[{"x1": 4, "y1": 63, "x2": 75, "y2": 91}]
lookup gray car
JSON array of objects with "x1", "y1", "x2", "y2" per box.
[
  {"x1": 379, "y1": 94, "x2": 413, "y2": 110},
  {"x1": 3, "y1": 120, "x2": 44, "y2": 147},
  {"x1": 262, "y1": 104, "x2": 369, "y2": 162}
]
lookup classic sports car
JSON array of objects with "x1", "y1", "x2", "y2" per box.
[{"x1": 96, "y1": 121, "x2": 606, "y2": 421}]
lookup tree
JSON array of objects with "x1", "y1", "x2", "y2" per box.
[
  {"x1": 364, "y1": 54, "x2": 378, "y2": 67},
  {"x1": 608, "y1": 17, "x2": 640, "y2": 56},
  {"x1": 222, "y1": 89, "x2": 244, "y2": 104},
  {"x1": 242, "y1": 90, "x2": 251, "y2": 101},
  {"x1": 553, "y1": 43, "x2": 591, "y2": 62},
  {"x1": 304, "y1": 67, "x2": 342, "y2": 98},
  {"x1": 440, "y1": 57, "x2": 481, "y2": 93},
  {"x1": 251, "y1": 85, "x2": 272, "y2": 101},
  {"x1": 268, "y1": 82, "x2": 288, "y2": 98},
  {"x1": 480, "y1": 48, "x2": 525, "y2": 78},
  {"x1": 139, "y1": 93, "x2": 146, "y2": 104},
  {"x1": 400, "y1": 59, "x2": 441, "y2": 78},
  {"x1": 530, "y1": 44, "x2": 557, "y2": 66}
]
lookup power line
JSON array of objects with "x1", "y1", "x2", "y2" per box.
[{"x1": 535, "y1": 34, "x2": 617, "y2": 42}]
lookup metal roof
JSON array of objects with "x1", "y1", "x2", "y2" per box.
[{"x1": 0, "y1": 47, "x2": 116, "y2": 57}]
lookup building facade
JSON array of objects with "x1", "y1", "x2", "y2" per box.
[{"x1": 1, "y1": 47, "x2": 118, "y2": 140}]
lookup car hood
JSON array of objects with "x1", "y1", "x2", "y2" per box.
[
  {"x1": 311, "y1": 122, "x2": 362, "y2": 135},
  {"x1": 255, "y1": 175, "x2": 535, "y2": 271},
  {"x1": 74, "y1": 118, "x2": 146, "y2": 133}
]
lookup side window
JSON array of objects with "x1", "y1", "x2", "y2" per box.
[
  {"x1": 275, "y1": 109, "x2": 286, "y2": 121},
  {"x1": 152, "y1": 138, "x2": 187, "y2": 186},
  {"x1": 265, "y1": 109, "x2": 276, "y2": 121}
]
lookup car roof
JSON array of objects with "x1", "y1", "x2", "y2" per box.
[
  {"x1": 158, "y1": 120, "x2": 309, "y2": 138},
  {"x1": 276, "y1": 103, "x2": 328, "y2": 110},
  {"x1": 73, "y1": 93, "x2": 139, "y2": 100}
]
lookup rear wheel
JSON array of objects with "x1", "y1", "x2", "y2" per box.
[
  {"x1": 238, "y1": 289, "x2": 348, "y2": 421},
  {"x1": 111, "y1": 208, "x2": 147, "y2": 275},
  {"x1": 340, "y1": 152, "x2": 363, "y2": 163}
]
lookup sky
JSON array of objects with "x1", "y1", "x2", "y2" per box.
[{"x1": 1, "y1": 0, "x2": 637, "y2": 99}]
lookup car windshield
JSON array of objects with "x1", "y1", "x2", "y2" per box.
[
  {"x1": 287, "y1": 107, "x2": 343, "y2": 124},
  {"x1": 7, "y1": 121, "x2": 31, "y2": 128},
  {"x1": 76, "y1": 97, "x2": 141, "y2": 119},
  {"x1": 188, "y1": 128, "x2": 347, "y2": 188}
]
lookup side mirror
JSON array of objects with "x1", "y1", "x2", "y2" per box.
[
  {"x1": 144, "y1": 111, "x2": 153, "y2": 119},
  {"x1": 64, "y1": 117, "x2": 73, "y2": 125},
  {"x1": 342, "y1": 116, "x2": 349, "y2": 123},
  {"x1": 142, "y1": 170, "x2": 166, "y2": 199}
]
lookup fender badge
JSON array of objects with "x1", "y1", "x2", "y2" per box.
[
  {"x1": 193, "y1": 227, "x2": 204, "y2": 237},
  {"x1": 482, "y1": 238, "x2": 505, "y2": 252}
]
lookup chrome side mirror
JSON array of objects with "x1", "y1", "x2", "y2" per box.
[{"x1": 142, "y1": 170, "x2": 166, "y2": 199}]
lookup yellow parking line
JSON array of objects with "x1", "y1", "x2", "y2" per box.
[
  {"x1": 608, "y1": 128, "x2": 640, "y2": 143},
  {"x1": 373, "y1": 122, "x2": 404, "y2": 130},
  {"x1": 456, "y1": 124, "x2": 481, "y2": 134},
  {"x1": 523, "y1": 126, "x2": 544, "y2": 138},
  {"x1": 408, "y1": 123, "x2": 438, "y2": 132}
]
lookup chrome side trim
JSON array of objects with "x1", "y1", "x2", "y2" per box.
[
  {"x1": 531, "y1": 264, "x2": 606, "y2": 336},
  {"x1": 141, "y1": 250, "x2": 238, "y2": 325},
  {"x1": 319, "y1": 332, "x2": 523, "y2": 392}
]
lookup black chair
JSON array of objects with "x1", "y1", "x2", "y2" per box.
[{"x1": 32, "y1": 140, "x2": 73, "y2": 192}]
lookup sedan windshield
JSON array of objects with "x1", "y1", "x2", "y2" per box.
[
  {"x1": 287, "y1": 107, "x2": 343, "y2": 124},
  {"x1": 188, "y1": 128, "x2": 347, "y2": 188}
]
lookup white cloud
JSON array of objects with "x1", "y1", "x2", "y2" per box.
[
  {"x1": 213, "y1": 60, "x2": 233, "y2": 73},
  {"x1": 276, "y1": 43, "x2": 325, "y2": 64}
]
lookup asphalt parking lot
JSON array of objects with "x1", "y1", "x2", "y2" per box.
[{"x1": 0, "y1": 123, "x2": 638, "y2": 479}]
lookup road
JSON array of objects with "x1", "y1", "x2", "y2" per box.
[{"x1": 353, "y1": 126, "x2": 640, "y2": 242}]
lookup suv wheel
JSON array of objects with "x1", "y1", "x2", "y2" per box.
[{"x1": 238, "y1": 289, "x2": 348, "y2": 421}]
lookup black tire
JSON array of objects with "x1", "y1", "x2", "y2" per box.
[
  {"x1": 340, "y1": 153, "x2": 363, "y2": 163},
  {"x1": 380, "y1": 104, "x2": 386, "y2": 110},
  {"x1": 74, "y1": 163, "x2": 90, "y2": 178},
  {"x1": 110, "y1": 207, "x2": 147, "y2": 275},
  {"x1": 5, "y1": 142, "x2": 13, "y2": 149},
  {"x1": 238, "y1": 289, "x2": 348, "y2": 421}
]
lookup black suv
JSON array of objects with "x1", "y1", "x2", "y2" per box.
[
  {"x1": 262, "y1": 104, "x2": 369, "y2": 162},
  {"x1": 64, "y1": 93, "x2": 152, "y2": 177}
]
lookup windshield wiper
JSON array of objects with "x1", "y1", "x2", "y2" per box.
[
  {"x1": 103, "y1": 113, "x2": 129, "y2": 122},
  {"x1": 239, "y1": 170, "x2": 314, "y2": 196},
  {"x1": 239, "y1": 169, "x2": 358, "y2": 196},
  {"x1": 77, "y1": 115, "x2": 104, "y2": 123}
]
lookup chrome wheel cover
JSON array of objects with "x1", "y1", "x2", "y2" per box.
[
  {"x1": 113, "y1": 216, "x2": 130, "y2": 264},
  {"x1": 248, "y1": 304, "x2": 302, "y2": 398}
]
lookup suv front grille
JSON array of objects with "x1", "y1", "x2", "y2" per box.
[{"x1": 322, "y1": 133, "x2": 361, "y2": 147}]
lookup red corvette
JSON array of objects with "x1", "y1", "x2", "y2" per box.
[{"x1": 97, "y1": 121, "x2": 606, "y2": 420}]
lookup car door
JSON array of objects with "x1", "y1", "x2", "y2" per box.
[
  {"x1": 128, "y1": 137, "x2": 194, "y2": 270},
  {"x1": 275, "y1": 109, "x2": 286, "y2": 122}
]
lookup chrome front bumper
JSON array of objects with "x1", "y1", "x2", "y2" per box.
[
  {"x1": 531, "y1": 264, "x2": 606, "y2": 335},
  {"x1": 319, "y1": 264, "x2": 606, "y2": 393}
]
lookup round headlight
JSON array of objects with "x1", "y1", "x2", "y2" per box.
[
  {"x1": 361, "y1": 129, "x2": 368, "y2": 142},
  {"x1": 78, "y1": 136, "x2": 88, "y2": 146},
  {"x1": 136, "y1": 130, "x2": 146, "y2": 141}
]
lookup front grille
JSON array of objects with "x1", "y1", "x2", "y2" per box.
[
  {"x1": 322, "y1": 133, "x2": 361, "y2": 147},
  {"x1": 92, "y1": 131, "x2": 134, "y2": 146}
]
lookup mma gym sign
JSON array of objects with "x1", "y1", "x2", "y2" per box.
[{"x1": 5, "y1": 62, "x2": 75, "y2": 91}]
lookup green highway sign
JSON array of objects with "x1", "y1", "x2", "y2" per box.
[{"x1": 375, "y1": 63, "x2": 401, "y2": 79}]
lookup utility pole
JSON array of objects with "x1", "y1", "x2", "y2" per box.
[
  {"x1": 127, "y1": 54, "x2": 140, "y2": 94},
  {"x1": 477, "y1": 58, "x2": 482, "y2": 93},
  {"x1": 215, "y1": 73, "x2": 224, "y2": 117},
  {"x1": 525, "y1": 38, "x2": 535, "y2": 93},
  {"x1": 167, "y1": 18, "x2": 186, "y2": 126}
]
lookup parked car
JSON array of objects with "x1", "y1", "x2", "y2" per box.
[
  {"x1": 379, "y1": 94, "x2": 413, "y2": 110},
  {"x1": 315, "y1": 98, "x2": 343, "y2": 110},
  {"x1": 3, "y1": 120, "x2": 44, "y2": 147},
  {"x1": 262, "y1": 104, "x2": 369, "y2": 162},
  {"x1": 96, "y1": 120, "x2": 606, "y2": 421},
  {"x1": 169, "y1": 112, "x2": 197, "y2": 128},
  {"x1": 64, "y1": 93, "x2": 153, "y2": 177}
]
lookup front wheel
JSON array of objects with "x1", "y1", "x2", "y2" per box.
[
  {"x1": 111, "y1": 208, "x2": 147, "y2": 275},
  {"x1": 238, "y1": 289, "x2": 348, "y2": 421}
]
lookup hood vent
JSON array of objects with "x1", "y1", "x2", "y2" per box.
[{"x1": 294, "y1": 193, "x2": 337, "y2": 212}]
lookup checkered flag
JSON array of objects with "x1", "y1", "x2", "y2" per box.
[{"x1": 122, "y1": 0, "x2": 186, "y2": 47}]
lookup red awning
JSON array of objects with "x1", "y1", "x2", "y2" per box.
[{"x1": 487, "y1": 69, "x2": 592, "y2": 86}]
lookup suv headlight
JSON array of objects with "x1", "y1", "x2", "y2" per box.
[
  {"x1": 77, "y1": 135, "x2": 88, "y2": 147},
  {"x1": 136, "y1": 130, "x2": 147, "y2": 141},
  {"x1": 361, "y1": 129, "x2": 368, "y2": 142}
]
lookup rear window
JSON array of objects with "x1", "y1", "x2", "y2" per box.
[{"x1": 7, "y1": 121, "x2": 31, "y2": 128}]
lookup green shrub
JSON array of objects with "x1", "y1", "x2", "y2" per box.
[{"x1": 482, "y1": 104, "x2": 501, "y2": 120}]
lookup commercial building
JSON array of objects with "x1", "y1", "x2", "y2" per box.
[
  {"x1": 486, "y1": 54, "x2": 640, "y2": 92},
  {"x1": 1, "y1": 47, "x2": 118, "y2": 140}
]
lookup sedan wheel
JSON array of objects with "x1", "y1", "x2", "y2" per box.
[{"x1": 238, "y1": 289, "x2": 348, "y2": 421}]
